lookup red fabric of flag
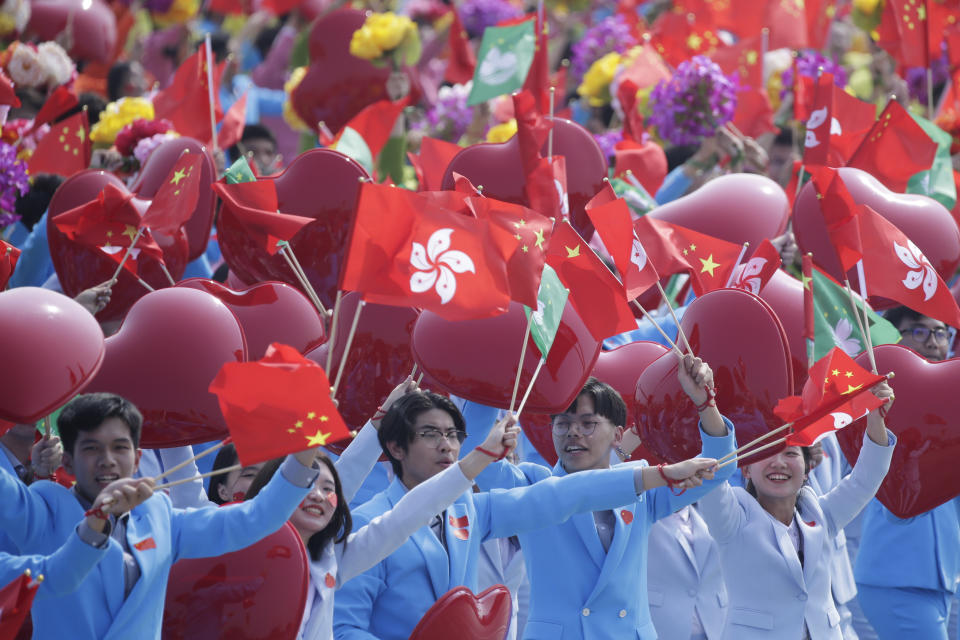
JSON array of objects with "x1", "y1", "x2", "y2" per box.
[
  {"x1": 808, "y1": 166, "x2": 864, "y2": 273},
  {"x1": 141, "y1": 152, "x2": 202, "y2": 234},
  {"x1": 730, "y1": 238, "x2": 782, "y2": 295},
  {"x1": 802, "y1": 73, "x2": 875, "y2": 168},
  {"x1": 525, "y1": 156, "x2": 568, "y2": 220},
  {"x1": 617, "y1": 43, "x2": 671, "y2": 93},
  {"x1": 209, "y1": 342, "x2": 352, "y2": 466},
  {"x1": 217, "y1": 92, "x2": 247, "y2": 151},
  {"x1": 513, "y1": 90, "x2": 552, "y2": 176},
  {"x1": 0, "y1": 572, "x2": 39, "y2": 639},
  {"x1": 0, "y1": 239, "x2": 20, "y2": 289},
  {"x1": 522, "y1": 11, "x2": 551, "y2": 113},
  {"x1": 152, "y1": 48, "x2": 224, "y2": 145},
  {"x1": 0, "y1": 69, "x2": 18, "y2": 108},
  {"x1": 213, "y1": 180, "x2": 313, "y2": 255},
  {"x1": 711, "y1": 34, "x2": 764, "y2": 89},
  {"x1": 27, "y1": 85, "x2": 77, "y2": 134},
  {"x1": 28, "y1": 111, "x2": 90, "y2": 177},
  {"x1": 613, "y1": 140, "x2": 668, "y2": 193},
  {"x1": 340, "y1": 183, "x2": 516, "y2": 321},
  {"x1": 328, "y1": 98, "x2": 408, "y2": 165},
  {"x1": 765, "y1": 0, "x2": 809, "y2": 50},
  {"x1": 586, "y1": 197, "x2": 660, "y2": 300},
  {"x1": 877, "y1": 0, "x2": 929, "y2": 68},
  {"x1": 802, "y1": 253, "x2": 815, "y2": 341},
  {"x1": 445, "y1": 8, "x2": 477, "y2": 85},
  {"x1": 732, "y1": 87, "x2": 777, "y2": 139},
  {"x1": 846, "y1": 100, "x2": 937, "y2": 193},
  {"x1": 408, "y1": 137, "x2": 462, "y2": 192},
  {"x1": 545, "y1": 220, "x2": 639, "y2": 341},
  {"x1": 616, "y1": 79, "x2": 647, "y2": 143}
]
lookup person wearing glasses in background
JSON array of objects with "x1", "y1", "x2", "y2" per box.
[{"x1": 853, "y1": 307, "x2": 960, "y2": 639}]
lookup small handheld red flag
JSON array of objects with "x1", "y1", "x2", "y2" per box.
[
  {"x1": 213, "y1": 181, "x2": 313, "y2": 255},
  {"x1": 585, "y1": 197, "x2": 660, "y2": 300},
  {"x1": 141, "y1": 152, "x2": 203, "y2": 234},
  {"x1": 729, "y1": 239, "x2": 781, "y2": 296},
  {"x1": 0, "y1": 571, "x2": 40, "y2": 639},
  {"x1": 28, "y1": 111, "x2": 90, "y2": 177},
  {"x1": 0, "y1": 239, "x2": 20, "y2": 289}
]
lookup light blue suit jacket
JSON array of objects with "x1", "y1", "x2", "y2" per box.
[
  {"x1": 333, "y1": 464, "x2": 646, "y2": 639},
  {"x1": 0, "y1": 457, "x2": 313, "y2": 640},
  {"x1": 473, "y1": 420, "x2": 736, "y2": 640},
  {"x1": 0, "y1": 530, "x2": 107, "y2": 599}
]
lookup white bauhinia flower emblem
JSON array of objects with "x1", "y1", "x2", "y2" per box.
[
  {"x1": 829, "y1": 412, "x2": 853, "y2": 431},
  {"x1": 804, "y1": 106, "x2": 842, "y2": 149},
  {"x1": 409, "y1": 228, "x2": 476, "y2": 304},
  {"x1": 532, "y1": 300, "x2": 546, "y2": 327},
  {"x1": 554, "y1": 179, "x2": 569, "y2": 216},
  {"x1": 478, "y1": 47, "x2": 517, "y2": 85},
  {"x1": 734, "y1": 257, "x2": 767, "y2": 294},
  {"x1": 895, "y1": 239, "x2": 938, "y2": 301},
  {"x1": 828, "y1": 317, "x2": 862, "y2": 356},
  {"x1": 630, "y1": 233, "x2": 647, "y2": 271}
]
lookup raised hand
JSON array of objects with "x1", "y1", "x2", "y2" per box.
[
  {"x1": 86, "y1": 477, "x2": 156, "y2": 532},
  {"x1": 676, "y1": 353, "x2": 715, "y2": 406},
  {"x1": 660, "y1": 458, "x2": 718, "y2": 490},
  {"x1": 30, "y1": 435, "x2": 62, "y2": 479},
  {"x1": 372, "y1": 375, "x2": 421, "y2": 427}
]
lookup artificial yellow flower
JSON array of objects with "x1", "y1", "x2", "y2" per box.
[
  {"x1": 283, "y1": 67, "x2": 310, "y2": 132},
  {"x1": 349, "y1": 12, "x2": 420, "y2": 66},
  {"x1": 90, "y1": 97, "x2": 155, "y2": 145},
  {"x1": 151, "y1": 0, "x2": 199, "y2": 28},
  {"x1": 350, "y1": 26, "x2": 382, "y2": 60},
  {"x1": 486, "y1": 119, "x2": 518, "y2": 143},
  {"x1": 577, "y1": 52, "x2": 621, "y2": 107},
  {"x1": 369, "y1": 13, "x2": 409, "y2": 52},
  {"x1": 766, "y1": 70, "x2": 784, "y2": 112},
  {"x1": 853, "y1": 0, "x2": 881, "y2": 15}
]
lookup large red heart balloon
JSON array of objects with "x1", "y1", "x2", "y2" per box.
[
  {"x1": 83, "y1": 288, "x2": 246, "y2": 448},
  {"x1": 757, "y1": 268, "x2": 809, "y2": 391},
  {"x1": 177, "y1": 279, "x2": 326, "y2": 359},
  {"x1": 291, "y1": 9, "x2": 417, "y2": 134},
  {"x1": 794, "y1": 167, "x2": 960, "y2": 284},
  {"x1": 837, "y1": 344, "x2": 960, "y2": 518},
  {"x1": 130, "y1": 138, "x2": 217, "y2": 261},
  {"x1": 46, "y1": 171, "x2": 190, "y2": 326},
  {"x1": 409, "y1": 585, "x2": 512, "y2": 640},
  {"x1": 440, "y1": 118, "x2": 608, "y2": 239},
  {"x1": 411, "y1": 301, "x2": 601, "y2": 414},
  {"x1": 28, "y1": 0, "x2": 117, "y2": 64},
  {"x1": 216, "y1": 148, "x2": 368, "y2": 310},
  {"x1": 636, "y1": 288, "x2": 794, "y2": 463},
  {"x1": 647, "y1": 173, "x2": 791, "y2": 249},
  {"x1": 162, "y1": 522, "x2": 308, "y2": 640},
  {"x1": 0, "y1": 287, "x2": 105, "y2": 423},
  {"x1": 305, "y1": 292, "x2": 419, "y2": 433}
]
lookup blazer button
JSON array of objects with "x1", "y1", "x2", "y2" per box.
[
  {"x1": 618, "y1": 610, "x2": 627, "y2": 618},
  {"x1": 582, "y1": 608, "x2": 590, "y2": 617}
]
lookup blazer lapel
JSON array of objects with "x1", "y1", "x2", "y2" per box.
[
  {"x1": 388, "y1": 480, "x2": 448, "y2": 599},
  {"x1": 773, "y1": 518, "x2": 806, "y2": 592},
  {"x1": 797, "y1": 494, "x2": 824, "y2": 584},
  {"x1": 587, "y1": 505, "x2": 634, "y2": 602},
  {"x1": 444, "y1": 501, "x2": 471, "y2": 587},
  {"x1": 553, "y1": 462, "x2": 606, "y2": 569},
  {"x1": 675, "y1": 527, "x2": 700, "y2": 578}
]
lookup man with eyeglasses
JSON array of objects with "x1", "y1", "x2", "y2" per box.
[
  {"x1": 333, "y1": 373, "x2": 728, "y2": 640},
  {"x1": 852, "y1": 307, "x2": 960, "y2": 639}
]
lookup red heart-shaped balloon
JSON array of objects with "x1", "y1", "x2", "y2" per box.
[
  {"x1": 46, "y1": 170, "x2": 190, "y2": 326},
  {"x1": 28, "y1": 0, "x2": 117, "y2": 64},
  {"x1": 177, "y1": 278, "x2": 326, "y2": 359},
  {"x1": 0, "y1": 287, "x2": 105, "y2": 423},
  {"x1": 217, "y1": 148, "x2": 369, "y2": 310},
  {"x1": 130, "y1": 137, "x2": 217, "y2": 261},
  {"x1": 794, "y1": 167, "x2": 960, "y2": 284},
  {"x1": 305, "y1": 292, "x2": 419, "y2": 433},
  {"x1": 647, "y1": 173, "x2": 791, "y2": 249},
  {"x1": 756, "y1": 269, "x2": 809, "y2": 391},
  {"x1": 412, "y1": 301, "x2": 600, "y2": 414},
  {"x1": 440, "y1": 118, "x2": 608, "y2": 238},
  {"x1": 162, "y1": 521, "x2": 308, "y2": 640},
  {"x1": 409, "y1": 586, "x2": 512, "y2": 640},
  {"x1": 83, "y1": 287, "x2": 246, "y2": 448},
  {"x1": 836, "y1": 344, "x2": 960, "y2": 518},
  {"x1": 291, "y1": 9, "x2": 417, "y2": 134},
  {"x1": 636, "y1": 288, "x2": 794, "y2": 463}
]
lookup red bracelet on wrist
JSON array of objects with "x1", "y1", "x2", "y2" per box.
[
  {"x1": 657, "y1": 463, "x2": 686, "y2": 496},
  {"x1": 372, "y1": 405, "x2": 387, "y2": 421},
  {"x1": 33, "y1": 472, "x2": 56, "y2": 481},
  {"x1": 84, "y1": 506, "x2": 109, "y2": 521},
  {"x1": 694, "y1": 386, "x2": 717, "y2": 413},
  {"x1": 475, "y1": 446, "x2": 507, "y2": 461}
]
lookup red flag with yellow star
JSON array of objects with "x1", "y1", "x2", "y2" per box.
[
  {"x1": 774, "y1": 347, "x2": 885, "y2": 446},
  {"x1": 27, "y1": 111, "x2": 90, "y2": 177},
  {"x1": 632, "y1": 216, "x2": 742, "y2": 295},
  {"x1": 213, "y1": 180, "x2": 313, "y2": 255},
  {"x1": 141, "y1": 152, "x2": 203, "y2": 234},
  {"x1": 152, "y1": 47, "x2": 224, "y2": 145},
  {"x1": 209, "y1": 342, "x2": 352, "y2": 466}
]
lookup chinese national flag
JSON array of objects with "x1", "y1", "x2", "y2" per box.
[
  {"x1": 1, "y1": 239, "x2": 20, "y2": 289},
  {"x1": 650, "y1": 8, "x2": 721, "y2": 67},
  {"x1": 632, "y1": 216, "x2": 743, "y2": 295},
  {"x1": 213, "y1": 181, "x2": 313, "y2": 255},
  {"x1": 545, "y1": 220, "x2": 639, "y2": 341},
  {"x1": 732, "y1": 88, "x2": 777, "y2": 139},
  {"x1": 585, "y1": 197, "x2": 660, "y2": 300},
  {"x1": 802, "y1": 73, "x2": 875, "y2": 168},
  {"x1": 0, "y1": 69, "x2": 18, "y2": 108},
  {"x1": 522, "y1": 11, "x2": 551, "y2": 113},
  {"x1": 808, "y1": 166, "x2": 863, "y2": 273},
  {"x1": 729, "y1": 238, "x2": 782, "y2": 295},
  {"x1": 152, "y1": 47, "x2": 224, "y2": 145},
  {"x1": 846, "y1": 100, "x2": 938, "y2": 194},
  {"x1": 28, "y1": 111, "x2": 90, "y2": 177},
  {"x1": 876, "y1": 0, "x2": 935, "y2": 69},
  {"x1": 617, "y1": 43, "x2": 671, "y2": 93},
  {"x1": 856, "y1": 203, "x2": 960, "y2": 328},
  {"x1": 711, "y1": 34, "x2": 764, "y2": 89},
  {"x1": 0, "y1": 571, "x2": 39, "y2": 639},
  {"x1": 209, "y1": 343, "x2": 352, "y2": 466},
  {"x1": 613, "y1": 139, "x2": 668, "y2": 194},
  {"x1": 444, "y1": 7, "x2": 477, "y2": 85},
  {"x1": 775, "y1": 347, "x2": 885, "y2": 446},
  {"x1": 217, "y1": 92, "x2": 247, "y2": 151},
  {"x1": 141, "y1": 152, "x2": 203, "y2": 234},
  {"x1": 525, "y1": 156, "x2": 568, "y2": 220},
  {"x1": 765, "y1": 0, "x2": 809, "y2": 50},
  {"x1": 340, "y1": 183, "x2": 515, "y2": 321},
  {"x1": 408, "y1": 137, "x2": 463, "y2": 192},
  {"x1": 513, "y1": 90, "x2": 552, "y2": 176},
  {"x1": 27, "y1": 85, "x2": 77, "y2": 133},
  {"x1": 467, "y1": 195, "x2": 552, "y2": 308}
]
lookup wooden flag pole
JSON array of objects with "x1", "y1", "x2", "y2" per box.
[
  {"x1": 158, "y1": 464, "x2": 242, "y2": 491},
  {"x1": 655, "y1": 281, "x2": 694, "y2": 356},
  {"x1": 43, "y1": 415, "x2": 52, "y2": 437},
  {"x1": 204, "y1": 34, "x2": 219, "y2": 155},
  {"x1": 278, "y1": 243, "x2": 328, "y2": 317},
  {"x1": 282, "y1": 242, "x2": 328, "y2": 316},
  {"x1": 718, "y1": 435, "x2": 788, "y2": 469},
  {"x1": 158, "y1": 261, "x2": 177, "y2": 287},
  {"x1": 325, "y1": 291, "x2": 343, "y2": 375},
  {"x1": 510, "y1": 314, "x2": 535, "y2": 413},
  {"x1": 724, "y1": 242, "x2": 750, "y2": 288},
  {"x1": 843, "y1": 278, "x2": 878, "y2": 374},
  {"x1": 717, "y1": 422, "x2": 793, "y2": 464},
  {"x1": 515, "y1": 357, "x2": 546, "y2": 417},
  {"x1": 153, "y1": 438, "x2": 234, "y2": 483},
  {"x1": 134, "y1": 277, "x2": 155, "y2": 293},
  {"x1": 109, "y1": 227, "x2": 145, "y2": 282},
  {"x1": 331, "y1": 300, "x2": 365, "y2": 397},
  {"x1": 632, "y1": 300, "x2": 684, "y2": 356}
]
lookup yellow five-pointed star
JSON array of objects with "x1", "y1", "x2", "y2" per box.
[
  {"x1": 699, "y1": 254, "x2": 720, "y2": 276},
  {"x1": 533, "y1": 229, "x2": 546, "y2": 249},
  {"x1": 513, "y1": 219, "x2": 526, "y2": 228},
  {"x1": 319, "y1": 415, "x2": 329, "y2": 422},
  {"x1": 845, "y1": 371, "x2": 854, "y2": 378},
  {"x1": 170, "y1": 168, "x2": 187, "y2": 185},
  {"x1": 801, "y1": 274, "x2": 812, "y2": 291},
  {"x1": 842, "y1": 383, "x2": 863, "y2": 395},
  {"x1": 122, "y1": 225, "x2": 139, "y2": 242},
  {"x1": 76, "y1": 127, "x2": 85, "y2": 143},
  {"x1": 515, "y1": 234, "x2": 522, "y2": 241},
  {"x1": 831, "y1": 369, "x2": 840, "y2": 377},
  {"x1": 106, "y1": 230, "x2": 113, "y2": 237},
  {"x1": 307, "y1": 411, "x2": 317, "y2": 419},
  {"x1": 522, "y1": 245, "x2": 529, "y2": 252},
  {"x1": 306, "y1": 430, "x2": 331, "y2": 447},
  {"x1": 689, "y1": 244, "x2": 697, "y2": 252},
  {"x1": 565, "y1": 245, "x2": 580, "y2": 258},
  {"x1": 294, "y1": 420, "x2": 304, "y2": 429}
]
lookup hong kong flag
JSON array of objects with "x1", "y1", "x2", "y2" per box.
[
  {"x1": 802, "y1": 73, "x2": 874, "y2": 168},
  {"x1": 585, "y1": 197, "x2": 660, "y2": 300},
  {"x1": 729, "y1": 239, "x2": 781, "y2": 295}
]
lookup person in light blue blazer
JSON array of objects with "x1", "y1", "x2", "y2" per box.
[
  {"x1": 0, "y1": 392, "x2": 323, "y2": 640},
  {"x1": 333, "y1": 355, "x2": 727, "y2": 640}
]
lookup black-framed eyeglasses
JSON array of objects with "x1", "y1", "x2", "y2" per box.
[
  {"x1": 551, "y1": 417, "x2": 606, "y2": 436},
  {"x1": 415, "y1": 429, "x2": 466, "y2": 448},
  {"x1": 900, "y1": 325, "x2": 950, "y2": 345}
]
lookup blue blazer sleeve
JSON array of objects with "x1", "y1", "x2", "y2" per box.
[
  {"x1": 0, "y1": 529, "x2": 108, "y2": 599},
  {"x1": 332, "y1": 510, "x2": 389, "y2": 640},
  {"x1": 0, "y1": 465, "x2": 56, "y2": 549}
]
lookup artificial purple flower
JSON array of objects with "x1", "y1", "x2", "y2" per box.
[
  {"x1": 593, "y1": 129, "x2": 623, "y2": 161},
  {"x1": 0, "y1": 141, "x2": 29, "y2": 224},
  {"x1": 780, "y1": 50, "x2": 846, "y2": 100},
  {"x1": 459, "y1": 0, "x2": 523, "y2": 39},
  {"x1": 411, "y1": 83, "x2": 475, "y2": 143},
  {"x1": 118, "y1": 0, "x2": 174, "y2": 10},
  {"x1": 571, "y1": 15, "x2": 637, "y2": 82},
  {"x1": 647, "y1": 56, "x2": 738, "y2": 147},
  {"x1": 906, "y1": 54, "x2": 949, "y2": 106}
]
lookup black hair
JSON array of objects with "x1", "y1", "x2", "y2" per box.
[
  {"x1": 883, "y1": 306, "x2": 937, "y2": 330},
  {"x1": 58, "y1": 393, "x2": 143, "y2": 455},
  {"x1": 208, "y1": 443, "x2": 240, "y2": 505},
  {"x1": 207, "y1": 32, "x2": 231, "y2": 64},
  {"x1": 665, "y1": 144, "x2": 700, "y2": 171},
  {"x1": 15, "y1": 173, "x2": 63, "y2": 231},
  {"x1": 10, "y1": 87, "x2": 45, "y2": 120},
  {"x1": 245, "y1": 454, "x2": 352, "y2": 561},
  {"x1": 744, "y1": 446, "x2": 813, "y2": 503},
  {"x1": 551, "y1": 377, "x2": 627, "y2": 428},
  {"x1": 106, "y1": 62, "x2": 134, "y2": 102},
  {"x1": 58, "y1": 93, "x2": 107, "y2": 131},
  {"x1": 254, "y1": 24, "x2": 283, "y2": 60},
  {"x1": 228, "y1": 123, "x2": 278, "y2": 165},
  {"x1": 377, "y1": 391, "x2": 466, "y2": 479},
  {"x1": 773, "y1": 127, "x2": 794, "y2": 148}
]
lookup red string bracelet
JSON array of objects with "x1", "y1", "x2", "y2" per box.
[
  {"x1": 657, "y1": 463, "x2": 686, "y2": 496},
  {"x1": 475, "y1": 446, "x2": 508, "y2": 461},
  {"x1": 372, "y1": 405, "x2": 387, "y2": 421},
  {"x1": 694, "y1": 386, "x2": 717, "y2": 413},
  {"x1": 84, "y1": 506, "x2": 108, "y2": 521}
]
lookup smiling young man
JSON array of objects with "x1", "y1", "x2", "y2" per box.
[
  {"x1": 333, "y1": 382, "x2": 723, "y2": 640},
  {"x1": 0, "y1": 392, "x2": 324, "y2": 640}
]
